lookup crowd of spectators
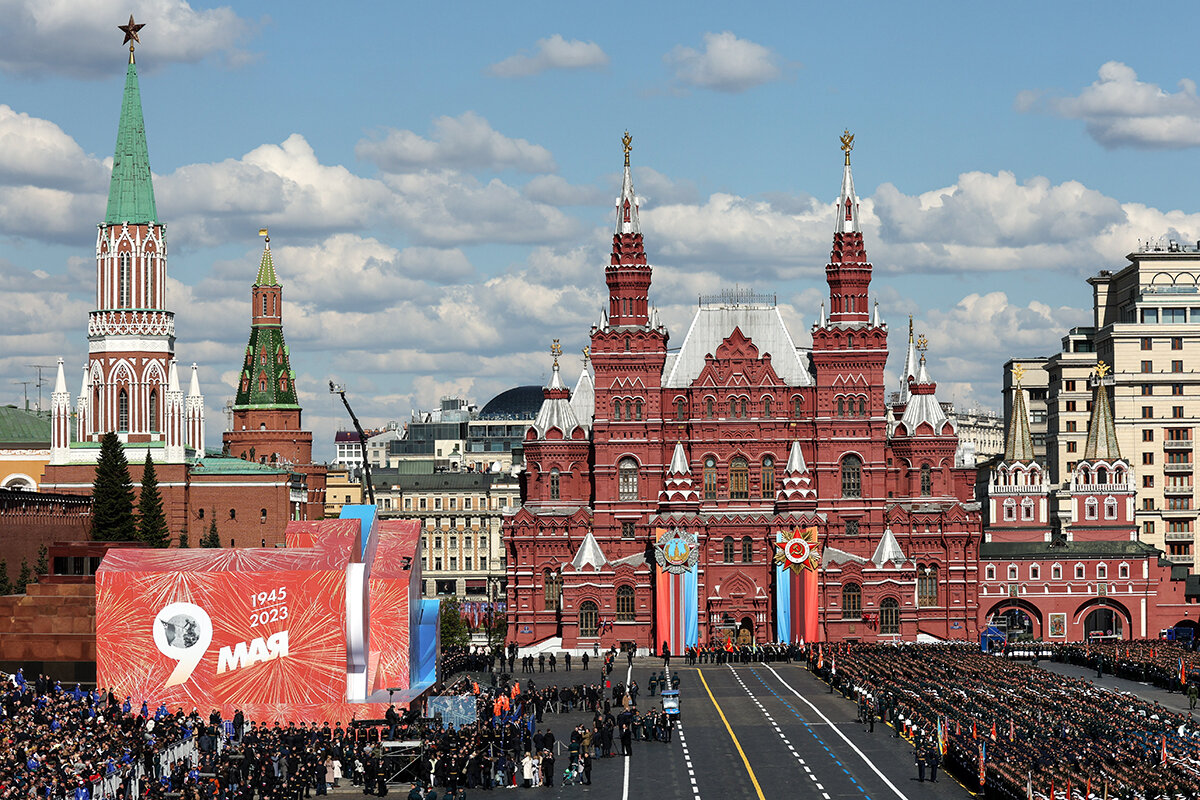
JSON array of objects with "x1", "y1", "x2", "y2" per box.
[{"x1": 816, "y1": 643, "x2": 1200, "y2": 800}]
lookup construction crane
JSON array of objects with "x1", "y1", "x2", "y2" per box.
[{"x1": 329, "y1": 381, "x2": 375, "y2": 505}]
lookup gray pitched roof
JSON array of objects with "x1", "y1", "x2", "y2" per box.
[
  {"x1": 871, "y1": 527, "x2": 907, "y2": 568},
  {"x1": 570, "y1": 530, "x2": 607, "y2": 570},
  {"x1": 662, "y1": 305, "x2": 813, "y2": 388}
]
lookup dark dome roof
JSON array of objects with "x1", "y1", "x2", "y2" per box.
[{"x1": 480, "y1": 385, "x2": 543, "y2": 419}]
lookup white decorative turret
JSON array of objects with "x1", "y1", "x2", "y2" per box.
[
  {"x1": 659, "y1": 442, "x2": 700, "y2": 509},
  {"x1": 532, "y1": 343, "x2": 583, "y2": 439},
  {"x1": 186, "y1": 362, "x2": 205, "y2": 453},
  {"x1": 570, "y1": 348, "x2": 595, "y2": 432},
  {"x1": 872, "y1": 301, "x2": 883, "y2": 327},
  {"x1": 776, "y1": 441, "x2": 816, "y2": 510},
  {"x1": 50, "y1": 359, "x2": 70, "y2": 461},
  {"x1": 898, "y1": 316, "x2": 919, "y2": 403},
  {"x1": 817, "y1": 301, "x2": 826, "y2": 328},
  {"x1": 163, "y1": 359, "x2": 185, "y2": 462},
  {"x1": 897, "y1": 353, "x2": 953, "y2": 436},
  {"x1": 75, "y1": 367, "x2": 91, "y2": 444}
]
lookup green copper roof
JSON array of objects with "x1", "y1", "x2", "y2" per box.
[
  {"x1": 104, "y1": 60, "x2": 157, "y2": 225},
  {"x1": 235, "y1": 327, "x2": 300, "y2": 409},
  {"x1": 1004, "y1": 383, "x2": 1036, "y2": 463},
  {"x1": 0, "y1": 405, "x2": 51, "y2": 447},
  {"x1": 1083, "y1": 376, "x2": 1121, "y2": 460},
  {"x1": 191, "y1": 455, "x2": 287, "y2": 475},
  {"x1": 255, "y1": 244, "x2": 279, "y2": 287}
]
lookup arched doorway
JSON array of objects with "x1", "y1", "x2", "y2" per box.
[
  {"x1": 737, "y1": 616, "x2": 754, "y2": 645},
  {"x1": 998, "y1": 608, "x2": 1034, "y2": 637},
  {"x1": 1083, "y1": 607, "x2": 1124, "y2": 639}
]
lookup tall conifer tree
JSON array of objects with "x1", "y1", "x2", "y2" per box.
[
  {"x1": 136, "y1": 453, "x2": 170, "y2": 547},
  {"x1": 91, "y1": 431, "x2": 136, "y2": 541}
]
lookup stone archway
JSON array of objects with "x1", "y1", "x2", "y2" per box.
[
  {"x1": 737, "y1": 616, "x2": 754, "y2": 645},
  {"x1": 983, "y1": 599, "x2": 1044, "y2": 638}
]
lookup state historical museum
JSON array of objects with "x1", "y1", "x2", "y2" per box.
[{"x1": 504, "y1": 133, "x2": 985, "y2": 651}]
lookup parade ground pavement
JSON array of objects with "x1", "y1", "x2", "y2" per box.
[{"x1": 335, "y1": 659, "x2": 978, "y2": 800}]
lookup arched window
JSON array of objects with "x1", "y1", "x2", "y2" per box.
[
  {"x1": 148, "y1": 389, "x2": 158, "y2": 432},
  {"x1": 1097, "y1": 467, "x2": 1108, "y2": 485},
  {"x1": 1097, "y1": 564, "x2": 1107, "y2": 579},
  {"x1": 793, "y1": 396, "x2": 802, "y2": 417},
  {"x1": 880, "y1": 598, "x2": 900, "y2": 634},
  {"x1": 1021, "y1": 497, "x2": 1035, "y2": 520},
  {"x1": 613, "y1": 399, "x2": 622, "y2": 421},
  {"x1": 1003, "y1": 498, "x2": 1016, "y2": 521},
  {"x1": 578, "y1": 600, "x2": 598, "y2": 636},
  {"x1": 260, "y1": 508, "x2": 267, "y2": 523},
  {"x1": 842, "y1": 583, "x2": 862, "y2": 619},
  {"x1": 920, "y1": 464, "x2": 932, "y2": 496},
  {"x1": 763, "y1": 397, "x2": 772, "y2": 417},
  {"x1": 618, "y1": 458, "x2": 638, "y2": 500},
  {"x1": 841, "y1": 454, "x2": 862, "y2": 498},
  {"x1": 544, "y1": 569, "x2": 560, "y2": 611},
  {"x1": 1085, "y1": 497, "x2": 1099, "y2": 520},
  {"x1": 625, "y1": 399, "x2": 632, "y2": 421},
  {"x1": 259, "y1": 375, "x2": 267, "y2": 392},
  {"x1": 549, "y1": 468, "x2": 560, "y2": 500},
  {"x1": 918, "y1": 565, "x2": 938, "y2": 607},
  {"x1": 1104, "y1": 497, "x2": 1118, "y2": 520},
  {"x1": 729, "y1": 457, "x2": 749, "y2": 499},
  {"x1": 118, "y1": 252, "x2": 130, "y2": 308},
  {"x1": 729, "y1": 398, "x2": 737, "y2": 417},
  {"x1": 262, "y1": 295, "x2": 268, "y2": 316},
  {"x1": 616, "y1": 586, "x2": 635, "y2": 621},
  {"x1": 624, "y1": 337, "x2": 630, "y2": 352},
  {"x1": 722, "y1": 536, "x2": 735, "y2": 563},
  {"x1": 847, "y1": 333, "x2": 855, "y2": 348},
  {"x1": 741, "y1": 536, "x2": 753, "y2": 563},
  {"x1": 837, "y1": 398, "x2": 845, "y2": 417},
  {"x1": 118, "y1": 389, "x2": 129, "y2": 432},
  {"x1": 705, "y1": 397, "x2": 714, "y2": 419},
  {"x1": 634, "y1": 399, "x2": 643, "y2": 421},
  {"x1": 260, "y1": 348, "x2": 268, "y2": 366},
  {"x1": 147, "y1": 255, "x2": 155, "y2": 307},
  {"x1": 859, "y1": 398, "x2": 867, "y2": 416},
  {"x1": 229, "y1": 508, "x2": 237, "y2": 520},
  {"x1": 703, "y1": 457, "x2": 717, "y2": 500},
  {"x1": 675, "y1": 398, "x2": 687, "y2": 420},
  {"x1": 760, "y1": 456, "x2": 775, "y2": 498},
  {"x1": 740, "y1": 398, "x2": 748, "y2": 418}
]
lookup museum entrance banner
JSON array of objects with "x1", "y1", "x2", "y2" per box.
[{"x1": 653, "y1": 527, "x2": 698, "y2": 654}]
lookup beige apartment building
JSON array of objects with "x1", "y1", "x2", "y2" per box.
[
  {"x1": 375, "y1": 471, "x2": 519, "y2": 600},
  {"x1": 1009, "y1": 240, "x2": 1200, "y2": 567}
]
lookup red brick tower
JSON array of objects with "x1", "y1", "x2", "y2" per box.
[{"x1": 222, "y1": 233, "x2": 326, "y2": 519}]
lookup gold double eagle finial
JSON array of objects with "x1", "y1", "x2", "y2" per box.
[
  {"x1": 1096, "y1": 360, "x2": 1111, "y2": 377},
  {"x1": 582, "y1": 345, "x2": 590, "y2": 363},
  {"x1": 119, "y1": 14, "x2": 145, "y2": 63},
  {"x1": 840, "y1": 129, "x2": 854, "y2": 165},
  {"x1": 1012, "y1": 364, "x2": 1026, "y2": 384},
  {"x1": 551, "y1": 339, "x2": 562, "y2": 366},
  {"x1": 916, "y1": 334, "x2": 928, "y2": 353},
  {"x1": 622, "y1": 130, "x2": 633, "y2": 168}
]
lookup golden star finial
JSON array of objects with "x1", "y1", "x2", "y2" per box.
[
  {"x1": 840, "y1": 129, "x2": 855, "y2": 165},
  {"x1": 622, "y1": 130, "x2": 632, "y2": 168}
]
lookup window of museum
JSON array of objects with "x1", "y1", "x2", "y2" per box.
[
  {"x1": 917, "y1": 566, "x2": 938, "y2": 607},
  {"x1": 845, "y1": 519, "x2": 859, "y2": 536},
  {"x1": 879, "y1": 598, "x2": 900, "y2": 634},
  {"x1": 705, "y1": 398, "x2": 714, "y2": 419},
  {"x1": 842, "y1": 584, "x2": 862, "y2": 620},
  {"x1": 544, "y1": 569, "x2": 560, "y2": 611},
  {"x1": 985, "y1": 565, "x2": 996, "y2": 580},
  {"x1": 1119, "y1": 563, "x2": 1129, "y2": 579},
  {"x1": 618, "y1": 458, "x2": 638, "y2": 500},
  {"x1": 730, "y1": 457, "x2": 749, "y2": 499},
  {"x1": 1007, "y1": 564, "x2": 1018, "y2": 581},
  {"x1": 920, "y1": 464, "x2": 932, "y2": 496},
  {"x1": 1051, "y1": 564, "x2": 1061, "y2": 580},
  {"x1": 1104, "y1": 498, "x2": 1118, "y2": 519},
  {"x1": 703, "y1": 458, "x2": 717, "y2": 500},
  {"x1": 722, "y1": 536, "x2": 735, "y2": 563},
  {"x1": 1097, "y1": 564, "x2": 1107, "y2": 579},
  {"x1": 793, "y1": 396, "x2": 802, "y2": 417},
  {"x1": 1022, "y1": 498, "x2": 1035, "y2": 520},
  {"x1": 613, "y1": 399, "x2": 621, "y2": 421},
  {"x1": 621, "y1": 522, "x2": 635, "y2": 540},
  {"x1": 1085, "y1": 498, "x2": 1098, "y2": 520},
  {"x1": 675, "y1": 398, "x2": 687, "y2": 420},
  {"x1": 578, "y1": 601, "x2": 598, "y2": 637},
  {"x1": 549, "y1": 469, "x2": 560, "y2": 500},
  {"x1": 1074, "y1": 564, "x2": 1085, "y2": 580},
  {"x1": 1003, "y1": 499, "x2": 1016, "y2": 521},
  {"x1": 635, "y1": 399, "x2": 643, "y2": 421},
  {"x1": 616, "y1": 586, "x2": 635, "y2": 621},
  {"x1": 763, "y1": 397, "x2": 772, "y2": 417},
  {"x1": 1029, "y1": 565, "x2": 1040, "y2": 580},
  {"x1": 841, "y1": 454, "x2": 862, "y2": 498},
  {"x1": 741, "y1": 537, "x2": 753, "y2": 563},
  {"x1": 761, "y1": 456, "x2": 775, "y2": 498}
]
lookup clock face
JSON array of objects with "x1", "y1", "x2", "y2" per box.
[{"x1": 784, "y1": 538, "x2": 811, "y2": 565}]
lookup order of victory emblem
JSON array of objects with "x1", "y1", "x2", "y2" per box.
[
  {"x1": 774, "y1": 526, "x2": 821, "y2": 574},
  {"x1": 655, "y1": 527, "x2": 699, "y2": 574}
]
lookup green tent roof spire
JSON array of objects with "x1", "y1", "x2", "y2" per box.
[
  {"x1": 256, "y1": 234, "x2": 279, "y2": 287},
  {"x1": 1004, "y1": 371, "x2": 1037, "y2": 463},
  {"x1": 104, "y1": 58, "x2": 158, "y2": 225}
]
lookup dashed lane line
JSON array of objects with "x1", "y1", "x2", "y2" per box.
[{"x1": 664, "y1": 664, "x2": 701, "y2": 799}]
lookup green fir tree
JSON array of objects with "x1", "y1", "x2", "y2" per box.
[
  {"x1": 136, "y1": 453, "x2": 170, "y2": 547},
  {"x1": 202, "y1": 511, "x2": 221, "y2": 548},
  {"x1": 34, "y1": 545, "x2": 48, "y2": 582},
  {"x1": 91, "y1": 431, "x2": 136, "y2": 541},
  {"x1": 17, "y1": 558, "x2": 31, "y2": 593},
  {"x1": 178, "y1": 524, "x2": 189, "y2": 548},
  {"x1": 0, "y1": 559, "x2": 11, "y2": 595}
]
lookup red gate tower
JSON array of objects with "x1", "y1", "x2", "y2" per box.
[{"x1": 48, "y1": 22, "x2": 204, "y2": 470}]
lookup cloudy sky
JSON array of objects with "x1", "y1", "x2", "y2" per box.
[{"x1": 3, "y1": 1, "x2": 1200, "y2": 460}]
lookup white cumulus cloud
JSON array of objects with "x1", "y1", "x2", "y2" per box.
[
  {"x1": 665, "y1": 31, "x2": 782, "y2": 93},
  {"x1": 357, "y1": 112, "x2": 557, "y2": 174},
  {"x1": 1017, "y1": 61, "x2": 1200, "y2": 149},
  {"x1": 487, "y1": 34, "x2": 609, "y2": 78},
  {"x1": 0, "y1": 0, "x2": 256, "y2": 78}
]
